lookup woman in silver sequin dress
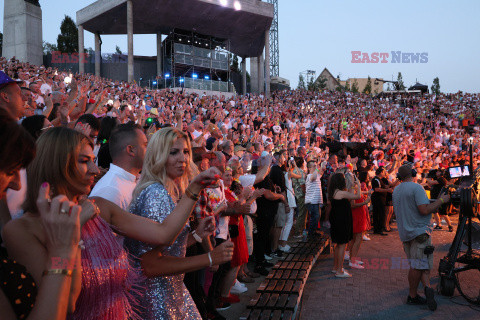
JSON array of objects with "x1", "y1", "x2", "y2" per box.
[{"x1": 126, "y1": 127, "x2": 234, "y2": 320}]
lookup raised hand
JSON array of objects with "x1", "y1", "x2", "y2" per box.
[
  {"x1": 195, "y1": 216, "x2": 216, "y2": 239},
  {"x1": 36, "y1": 182, "x2": 81, "y2": 260},
  {"x1": 189, "y1": 167, "x2": 222, "y2": 192},
  {"x1": 210, "y1": 240, "x2": 234, "y2": 265}
]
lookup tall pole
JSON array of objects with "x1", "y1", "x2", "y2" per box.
[
  {"x1": 241, "y1": 57, "x2": 247, "y2": 95},
  {"x1": 127, "y1": 0, "x2": 134, "y2": 82},
  {"x1": 156, "y1": 33, "x2": 162, "y2": 77},
  {"x1": 264, "y1": 30, "x2": 271, "y2": 97},
  {"x1": 94, "y1": 33, "x2": 101, "y2": 77},
  {"x1": 78, "y1": 25, "x2": 85, "y2": 74}
]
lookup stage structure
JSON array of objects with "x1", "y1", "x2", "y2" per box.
[
  {"x1": 76, "y1": 0, "x2": 273, "y2": 95},
  {"x1": 162, "y1": 29, "x2": 231, "y2": 92}
]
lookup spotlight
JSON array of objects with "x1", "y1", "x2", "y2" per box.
[
  {"x1": 204, "y1": 75, "x2": 210, "y2": 80},
  {"x1": 152, "y1": 81, "x2": 157, "y2": 85},
  {"x1": 179, "y1": 78, "x2": 185, "y2": 83},
  {"x1": 220, "y1": 0, "x2": 228, "y2": 6},
  {"x1": 234, "y1": 1, "x2": 241, "y2": 10},
  {"x1": 192, "y1": 74, "x2": 198, "y2": 79},
  {"x1": 165, "y1": 73, "x2": 170, "y2": 78}
]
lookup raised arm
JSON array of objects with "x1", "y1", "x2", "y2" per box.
[{"x1": 92, "y1": 167, "x2": 221, "y2": 246}]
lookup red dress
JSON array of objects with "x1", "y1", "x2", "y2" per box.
[
  {"x1": 225, "y1": 188, "x2": 249, "y2": 267},
  {"x1": 352, "y1": 184, "x2": 369, "y2": 234}
]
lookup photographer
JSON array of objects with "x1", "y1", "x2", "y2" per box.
[{"x1": 393, "y1": 165, "x2": 450, "y2": 311}]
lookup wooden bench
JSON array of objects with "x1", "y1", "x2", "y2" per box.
[{"x1": 241, "y1": 233, "x2": 330, "y2": 319}]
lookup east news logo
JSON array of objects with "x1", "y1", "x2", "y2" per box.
[{"x1": 351, "y1": 51, "x2": 428, "y2": 63}]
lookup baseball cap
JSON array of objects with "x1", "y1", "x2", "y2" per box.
[{"x1": 0, "y1": 70, "x2": 23, "y2": 90}]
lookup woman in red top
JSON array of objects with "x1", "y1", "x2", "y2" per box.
[{"x1": 349, "y1": 171, "x2": 371, "y2": 269}]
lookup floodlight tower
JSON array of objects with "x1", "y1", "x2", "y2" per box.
[{"x1": 266, "y1": 0, "x2": 279, "y2": 77}]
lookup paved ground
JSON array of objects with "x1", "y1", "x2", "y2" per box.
[{"x1": 300, "y1": 217, "x2": 480, "y2": 320}]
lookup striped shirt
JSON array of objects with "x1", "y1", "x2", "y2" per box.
[{"x1": 305, "y1": 173, "x2": 323, "y2": 204}]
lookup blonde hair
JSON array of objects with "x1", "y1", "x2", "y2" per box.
[
  {"x1": 132, "y1": 127, "x2": 195, "y2": 202},
  {"x1": 24, "y1": 127, "x2": 93, "y2": 213}
]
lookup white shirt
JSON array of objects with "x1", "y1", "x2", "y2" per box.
[
  {"x1": 6, "y1": 169, "x2": 27, "y2": 219},
  {"x1": 89, "y1": 163, "x2": 137, "y2": 211},
  {"x1": 305, "y1": 173, "x2": 323, "y2": 205}
]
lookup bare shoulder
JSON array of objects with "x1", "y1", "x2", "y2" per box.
[{"x1": 2, "y1": 213, "x2": 45, "y2": 246}]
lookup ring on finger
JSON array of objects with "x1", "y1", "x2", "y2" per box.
[{"x1": 60, "y1": 208, "x2": 69, "y2": 214}]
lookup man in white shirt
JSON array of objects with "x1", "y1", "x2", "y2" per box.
[{"x1": 90, "y1": 123, "x2": 147, "y2": 210}]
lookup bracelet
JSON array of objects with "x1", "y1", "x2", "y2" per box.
[
  {"x1": 43, "y1": 269, "x2": 73, "y2": 277},
  {"x1": 185, "y1": 187, "x2": 199, "y2": 201},
  {"x1": 192, "y1": 230, "x2": 203, "y2": 243},
  {"x1": 207, "y1": 252, "x2": 213, "y2": 267}
]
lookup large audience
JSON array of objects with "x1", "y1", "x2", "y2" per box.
[{"x1": 0, "y1": 56, "x2": 479, "y2": 319}]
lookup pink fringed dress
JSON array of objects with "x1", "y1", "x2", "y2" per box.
[{"x1": 69, "y1": 216, "x2": 141, "y2": 320}]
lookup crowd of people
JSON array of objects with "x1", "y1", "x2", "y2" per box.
[{"x1": 0, "y1": 55, "x2": 479, "y2": 319}]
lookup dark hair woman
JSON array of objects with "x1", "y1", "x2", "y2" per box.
[
  {"x1": 1, "y1": 110, "x2": 83, "y2": 320},
  {"x1": 327, "y1": 172, "x2": 361, "y2": 278}
]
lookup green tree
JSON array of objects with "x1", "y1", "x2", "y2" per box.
[
  {"x1": 316, "y1": 76, "x2": 327, "y2": 90},
  {"x1": 431, "y1": 77, "x2": 441, "y2": 94},
  {"x1": 397, "y1": 72, "x2": 406, "y2": 90},
  {"x1": 115, "y1": 45, "x2": 122, "y2": 55},
  {"x1": 0, "y1": 32, "x2": 3, "y2": 56},
  {"x1": 344, "y1": 81, "x2": 350, "y2": 91},
  {"x1": 363, "y1": 76, "x2": 372, "y2": 94},
  {"x1": 43, "y1": 41, "x2": 58, "y2": 55},
  {"x1": 351, "y1": 79, "x2": 359, "y2": 93},
  {"x1": 297, "y1": 74, "x2": 306, "y2": 90},
  {"x1": 307, "y1": 76, "x2": 315, "y2": 91},
  {"x1": 57, "y1": 15, "x2": 78, "y2": 54}
]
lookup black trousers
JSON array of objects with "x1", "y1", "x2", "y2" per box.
[
  {"x1": 184, "y1": 243, "x2": 213, "y2": 319},
  {"x1": 253, "y1": 209, "x2": 276, "y2": 265},
  {"x1": 372, "y1": 197, "x2": 385, "y2": 233},
  {"x1": 207, "y1": 238, "x2": 230, "y2": 306}
]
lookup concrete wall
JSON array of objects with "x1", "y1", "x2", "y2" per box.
[{"x1": 3, "y1": 0, "x2": 43, "y2": 66}]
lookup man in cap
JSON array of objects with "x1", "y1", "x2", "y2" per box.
[
  {"x1": 0, "y1": 71, "x2": 26, "y2": 120},
  {"x1": 393, "y1": 164, "x2": 450, "y2": 311}
]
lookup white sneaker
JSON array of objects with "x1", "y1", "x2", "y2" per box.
[
  {"x1": 230, "y1": 280, "x2": 248, "y2": 294},
  {"x1": 264, "y1": 254, "x2": 273, "y2": 261},
  {"x1": 335, "y1": 270, "x2": 352, "y2": 278},
  {"x1": 349, "y1": 261, "x2": 365, "y2": 269},
  {"x1": 236, "y1": 280, "x2": 246, "y2": 288},
  {"x1": 279, "y1": 244, "x2": 291, "y2": 253},
  {"x1": 344, "y1": 251, "x2": 350, "y2": 261},
  {"x1": 363, "y1": 235, "x2": 371, "y2": 241}
]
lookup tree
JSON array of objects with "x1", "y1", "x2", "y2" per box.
[
  {"x1": 363, "y1": 76, "x2": 372, "y2": 94},
  {"x1": 351, "y1": 79, "x2": 359, "y2": 93},
  {"x1": 43, "y1": 41, "x2": 58, "y2": 55},
  {"x1": 316, "y1": 76, "x2": 327, "y2": 90},
  {"x1": 397, "y1": 72, "x2": 406, "y2": 91},
  {"x1": 115, "y1": 46, "x2": 122, "y2": 55},
  {"x1": 307, "y1": 76, "x2": 315, "y2": 91},
  {"x1": 57, "y1": 15, "x2": 78, "y2": 54},
  {"x1": 344, "y1": 81, "x2": 350, "y2": 92},
  {"x1": 0, "y1": 32, "x2": 2, "y2": 56},
  {"x1": 431, "y1": 77, "x2": 441, "y2": 95},
  {"x1": 297, "y1": 74, "x2": 306, "y2": 90}
]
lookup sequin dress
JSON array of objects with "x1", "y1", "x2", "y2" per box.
[{"x1": 125, "y1": 183, "x2": 202, "y2": 320}]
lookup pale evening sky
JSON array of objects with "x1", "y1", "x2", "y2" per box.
[{"x1": 1, "y1": 0, "x2": 479, "y2": 93}]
